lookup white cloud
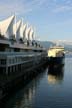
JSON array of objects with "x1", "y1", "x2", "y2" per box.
[
  {"x1": 0, "y1": 1, "x2": 25, "y2": 18},
  {"x1": 0, "y1": 0, "x2": 47, "y2": 18},
  {"x1": 0, "y1": 0, "x2": 72, "y2": 18},
  {"x1": 65, "y1": 0, "x2": 71, "y2": 4},
  {"x1": 53, "y1": 5, "x2": 72, "y2": 13},
  {"x1": 51, "y1": 0, "x2": 72, "y2": 13}
]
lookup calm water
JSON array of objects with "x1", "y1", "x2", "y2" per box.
[{"x1": 2, "y1": 55, "x2": 72, "y2": 108}]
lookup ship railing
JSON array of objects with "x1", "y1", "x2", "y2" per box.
[
  {"x1": 0, "y1": 52, "x2": 42, "y2": 67},
  {"x1": 9, "y1": 42, "x2": 45, "y2": 50},
  {"x1": 0, "y1": 39, "x2": 10, "y2": 45},
  {"x1": 0, "y1": 51, "x2": 41, "y2": 55},
  {"x1": 0, "y1": 52, "x2": 42, "y2": 59}
]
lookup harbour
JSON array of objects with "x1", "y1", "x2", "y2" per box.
[
  {"x1": 1, "y1": 54, "x2": 72, "y2": 108},
  {"x1": 0, "y1": 0, "x2": 72, "y2": 107},
  {"x1": 0, "y1": 15, "x2": 48, "y2": 100}
]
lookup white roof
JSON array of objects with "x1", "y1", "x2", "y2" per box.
[
  {"x1": 29, "y1": 28, "x2": 34, "y2": 41},
  {"x1": 20, "y1": 23, "x2": 27, "y2": 39},
  {"x1": 13, "y1": 20, "x2": 21, "y2": 40},
  {"x1": 26, "y1": 26, "x2": 31, "y2": 40},
  {"x1": 0, "y1": 15, "x2": 15, "y2": 38},
  {"x1": 0, "y1": 15, "x2": 36, "y2": 41}
]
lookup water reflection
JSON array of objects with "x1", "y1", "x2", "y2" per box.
[
  {"x1": 2, "y1": 57, "x2": 72, "y2": 108},
  {"x1": 4, "y1": 82, "x2": 36, "y2": 108},
  {"x1": 48, "y1": 64, "x2": 64, "y2": 85},
  {"x1": 3, "y1": 72, "x2": 45, "y2": 108}
]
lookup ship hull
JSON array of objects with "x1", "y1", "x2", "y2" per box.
[{"x1": 48, "y1": 56, "x2": 65, "y2": 65}]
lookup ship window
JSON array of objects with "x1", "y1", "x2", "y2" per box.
[
  {"x1": 1, "y1": 59, "x2": 6, "y2": 65},
  {"x1": 9, "y1": 59, "x2": 11, "y2": 64}
]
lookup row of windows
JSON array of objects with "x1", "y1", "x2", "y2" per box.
[
  {"x1": 7, "y1": 56, "x2": 35, "y2": 65},
  {"x1": 0, "y1": 53, "x2": 44, "y2": 65},
  {"x1": 0, "y1": 59, "x2": 6, "y2": 65}
]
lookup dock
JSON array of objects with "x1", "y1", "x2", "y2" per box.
[{"x1": 0, "y1": 15, "x2": 48, "y2": 100}]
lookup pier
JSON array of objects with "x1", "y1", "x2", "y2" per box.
[
  {"x1": 0, "y1": 15, "x2": 48, "y2": 100},
  {"x1": 0, "y1": 59, "x2": 47, "y2": 100},
  {"x1": 0, "y1": 50, "x2": 47, "y2": 100}
]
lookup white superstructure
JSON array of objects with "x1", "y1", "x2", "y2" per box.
[
  {"x1": 13, "y1": 20, "x2": 22, "y2": 40},
  {"x1": 0, "y1": 15, "x2": 15, "y2": 39},
  {"x1": 48, "y1": 46, "x2": 64, "y2": 57},
  {"x1": 0, "y1": 15, "x2": 47, "y2": 75},
  {"x1": 30, "y1": 27, "x2": 34, "y2": 41},
  {"x1": 0, "y1": 15, "x2": 35, "y2": 42},
  {"x1": 26, "y1": 26, "x2": 31, "y2": 41},
  {"x1": 21, "y1": 24, "x2": 27, "y2": 41}
]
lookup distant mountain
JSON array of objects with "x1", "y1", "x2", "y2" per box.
[
  {"x1": 56, "y1": 42, "x2": 72, "y2": 51},
  {"x1": 38, "y1": 41, "x2": 72, "y2": 51},
  {"x1": 64, "y1": 44, "x2": 72, "y2": 51},
  {"x1": 39, "y1": 41, "x2": 55, "y2": 49}
]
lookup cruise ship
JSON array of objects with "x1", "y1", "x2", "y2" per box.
[
  {"x1": 0, "y1": 15, "x2": 47, "y2": 99},
  {"x1": 48, "y1": 45, "x2": 65, "y2": 65}
]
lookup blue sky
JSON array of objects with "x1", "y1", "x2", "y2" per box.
[{"x1": 0, "y1": 0, "x2": 72, "y2": 41}]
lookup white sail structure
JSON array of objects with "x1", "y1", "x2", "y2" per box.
[
  {"x1": 0, "y1": 14, "x2": 36, "y2": 44},
  {"x1": 26, "y1": 26, "x2": 31, "y2": 40},
  {"x1": 29, "y1": 28, "x2": 34, "y2": 41},
  {"x1": 13, "y1": 20, "x2": 21, "y2": 41},
  {"x1": 0, "y1": 15, "x2": 15, "y2": 39},
  {"x1": 20, "y1": 23, "x2": 27, "y2": 40},
  {"x1": 23, "y1": 24, "x2": 27, "y2": 40}
]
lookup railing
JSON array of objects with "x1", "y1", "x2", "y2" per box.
[
  {"x1": 0, "y1": 52, "x2": 41, "y2": 56},
  {"x1": 0, "y1": 52, "x2": 47, "y2": 60}
]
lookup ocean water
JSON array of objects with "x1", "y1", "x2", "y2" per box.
[{"x1": 2, "y1": 55, "x2": 72, "y2": 108}]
